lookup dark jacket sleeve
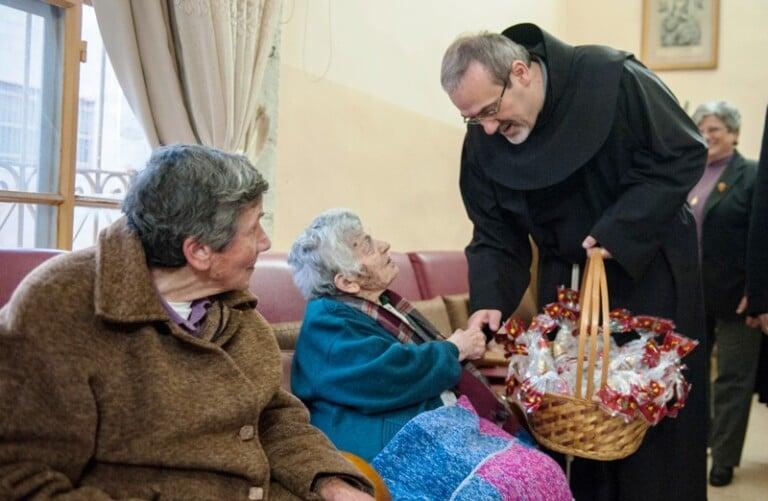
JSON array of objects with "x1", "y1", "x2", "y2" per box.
[
  {"x1": 459, "y1": 134, "x2": 532, "y2": 318},
  {"x1": 291, "y1": 300, "x2": 462, "y2": 414},
  {"x1": 590, "y1": 59, "x2": 707, "y2": 280},
  {"x1": 747, "y1": 105, "x2": 768, "y2": 315}
]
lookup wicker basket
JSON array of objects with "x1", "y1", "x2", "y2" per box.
[{"x1": 527, "y1": 251, "x2": 649, "y2": 461}]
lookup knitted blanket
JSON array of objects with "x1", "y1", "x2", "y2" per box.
[{"x1": 372, "y1": 397, "x2": 571, "y2": 500}]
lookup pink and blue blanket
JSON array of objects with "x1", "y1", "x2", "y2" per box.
[{"x1": 372, "y1": 396, "x2": 572, "y2": 500}]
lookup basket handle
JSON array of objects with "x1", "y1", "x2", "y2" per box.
[{"x1": 573, "y1": 250, "x2": 611, "y2": 400}]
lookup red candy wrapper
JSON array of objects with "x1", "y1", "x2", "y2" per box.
[
  {"x1": 529, "y1": 314, "x2": 558, "y2": 335},
  {"x1": 495, "y1": 318, "x2": 528, "y2": 354},
  {"x1": 544, "y1": 302, "x2": 579, "y2": 323},
  {"x1": 642, "y1": 339, "x2": 661, "y2": 368},
  {"x1": 662, "y1": 331, "x2": 698, "y2": 357},
  {"x1": 610, "y1": 308, "x2": 634, "y2": 333},
  {"x1": 632, "y1": 316, "x2": 675, "y2": 336}
]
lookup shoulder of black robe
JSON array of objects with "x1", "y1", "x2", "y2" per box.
[{"x1": 467, "y1": 23, "x2": 630, "y2": 190}]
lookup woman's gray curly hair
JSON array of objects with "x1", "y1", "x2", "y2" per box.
[
  {"x1": 692, "y1": 100, "x2": 742, "y2": 133},
  {"x1": 288, "y1": 209, "x2": 366, "y2": 299},
  {"x1": 122, "y1": 144, "x2": 268, "y2": 267}
]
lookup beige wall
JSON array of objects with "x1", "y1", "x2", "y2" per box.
[
  {"x1": 273, "y1": 64, "x2": 468, "y2": 251},
  {"x1": 272, "y1": 0, "x2": 565, "y2": 250},
  {"x1": 563, "y1": 0, "x2": 768, "y2": 159},
  {"x1": 272, "y1": 1, "x2": 768, "y2": 251}
]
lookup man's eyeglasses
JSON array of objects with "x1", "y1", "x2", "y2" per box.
[{"x1": 462, "y1": 81, "x2": 508, "y2": 125}]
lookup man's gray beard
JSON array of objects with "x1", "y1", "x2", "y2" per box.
[{"x1": 503, "y1": 125, "x2": 532, "y2": 145}]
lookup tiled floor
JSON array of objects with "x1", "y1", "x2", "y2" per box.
[{"x1": 708, "y1": 396, "x2": 768, "y2": 500}]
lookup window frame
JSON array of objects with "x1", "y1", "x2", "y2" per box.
[{"x1": 0, "y1": 0, "x2": 116, "y2": 250}]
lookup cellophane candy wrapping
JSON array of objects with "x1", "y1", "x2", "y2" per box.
[{"x1": 501, "y1": 286, "x2": 697, "y2": 425}]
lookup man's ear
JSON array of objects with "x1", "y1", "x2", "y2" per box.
[
  {"x1": 182, "y1": 237, "x2": 214, "y2": 272},
  {"x1": 511, "y1": 59, "x2": 530, "y2": 85},
  {"x1": 334, "y1": 273, "x2": 361, "y2": 295}
]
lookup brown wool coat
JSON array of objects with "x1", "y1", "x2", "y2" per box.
[{"x1": 0, "y1": 220, "x2": 369, "y2": 500}]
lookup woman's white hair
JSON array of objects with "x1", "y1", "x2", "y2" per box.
[
  {"x1": 288, "y1": 208, "x2": 366, "y2": 299},
  {"x1": 692, "y1": 100, "x2": 741, "y2": 133}
]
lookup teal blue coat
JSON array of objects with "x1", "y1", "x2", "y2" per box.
[{"x1": 290, "y1": 296, "x2": 462, "y2": 461}]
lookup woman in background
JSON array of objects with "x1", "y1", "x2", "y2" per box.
[{"x1": 688, "y1": 101, "x2": 760, "y2": 487}]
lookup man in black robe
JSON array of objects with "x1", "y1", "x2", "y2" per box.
[{"x1": 440, "y1": 23, "x2": 707, "y2": 501}]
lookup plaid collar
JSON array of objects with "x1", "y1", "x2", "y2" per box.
[{"x1": 334, "y1": 290, "x2": 442, "y2": 346}]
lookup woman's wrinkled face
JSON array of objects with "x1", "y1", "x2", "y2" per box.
[
  {"x1": 351, "y1": 232, "x2": 399, "y2": 295},
  {"x1": 698, "y1": 115, "x2": 738, "y2": 163},
  {"x1": 208, "y1": 202, "x2": 271, "y2": 292}
]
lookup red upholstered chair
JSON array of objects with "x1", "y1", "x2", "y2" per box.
[
  {"x1": 409, "y1": 249, "x2": 538, "y2": 323},
  {"x1": 407, "y1": 250, "x2": 536, "y2": 397},
  {"x1": 249, "y1": 252, "x2": 307, "y2": 323},
  {"x1": 0, "y1": 248, "x2": 64, "y2": 308},
  {"x1": 408, "y1": 251, "x2": 468, "y2": 298},
  {"x1": 387, "y1": 251, "x2": 423, "y2": 301}
]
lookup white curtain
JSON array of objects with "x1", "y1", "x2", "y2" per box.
[{"x1": 92, "y1": 0, "x2": 281, "y2": 163}]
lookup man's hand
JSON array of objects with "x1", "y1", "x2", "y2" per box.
[
  {"x1": 736, "y1": 298, "x2": 768, "y2": 334},
  {"x1": 746, "y1": 312, "x2": 768, "y2": 335},
  {"x1": 447, "y1": 327, "x2": 487, "y2": 361},
  {"x1": 467, "y1": 309, "x2": 502, "y2": 332},
  {"x1": 317, "y1": 477, "x2": 374, "y2": 501},
  {"x1": 582, "y1": 235, "x2": 613, "y2": 258}
]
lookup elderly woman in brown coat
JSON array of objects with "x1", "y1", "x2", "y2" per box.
[{"x1": 0, "y1": 145, "x2": 372, "y2": 500}]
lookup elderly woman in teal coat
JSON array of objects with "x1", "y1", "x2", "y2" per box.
[
  {"x1": 288, "y1": 211, "x2": 486, "y2": 461},
  {"x1": 288, "y1": 209, "x2": 571, "y2": 500}
]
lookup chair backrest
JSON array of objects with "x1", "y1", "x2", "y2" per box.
[
  {"x1": 249, "y1": 252, "x2": 307, "y2": 323},
  {"x1": 250, "y1": 251, "x2": 424, "y2": 324},
  {"x1": 0, "y1": 248, "x2": 64, "y2": 308},
  {"x1": 408, "y1": 250, "x2": 469, "y2": 298},
  {"x1": 387, "y1": 251, "x2": 423, "y2": 301}
]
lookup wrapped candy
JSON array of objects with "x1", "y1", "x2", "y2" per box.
[
  {"x1": 556, "y1": 286, "x2": 580, "y2": 307},
  {"x1": 609, "y1": 308, "x2": 634, "y2": 333},
  {"x1": 494, "y1": 318, "x2": 528, "y2": 356},
  {"x1": 544, "y1": 302, "x2": 578, "y2": 324},
  {"x1": 632, "y1": 316, "x2": 675, "y2": 336},
  {"x1": 528, "y1": 314, "x2": 558, "y2": 336},
  {"x1": 596, "y1": 386, "x2": 638, "y2": 420},
  {"x1": 501, "y1": 287, "x2": 698, "y2": 426},
  {"x1": 551, "y1": 319, "x2": 579, "y2": 359},
  {"x1": 661, "y1": 331, "x2": 698, "y2": 357}
]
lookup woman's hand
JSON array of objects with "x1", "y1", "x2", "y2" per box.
[
  {"x1": 317, "y1": 477, "x2": 375, "y2": 500},
  {"x1": 447, "y1": 327, "x2": 487, "y2": 361}
]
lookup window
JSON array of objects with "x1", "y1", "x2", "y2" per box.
[{"x1": 0, "y1": 0, "x2": 150, "y2": 250}]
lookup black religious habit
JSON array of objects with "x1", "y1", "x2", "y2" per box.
[{"x1": 459, "y1": 23, "x2": 708, "y2": 501}]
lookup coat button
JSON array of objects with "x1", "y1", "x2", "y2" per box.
[
  {"x1": 238, "y1": 425, "x2": 255, "y2": 441},
  {"x1": 248, "y1": 486, "x2": 264, "y2": 500}
]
